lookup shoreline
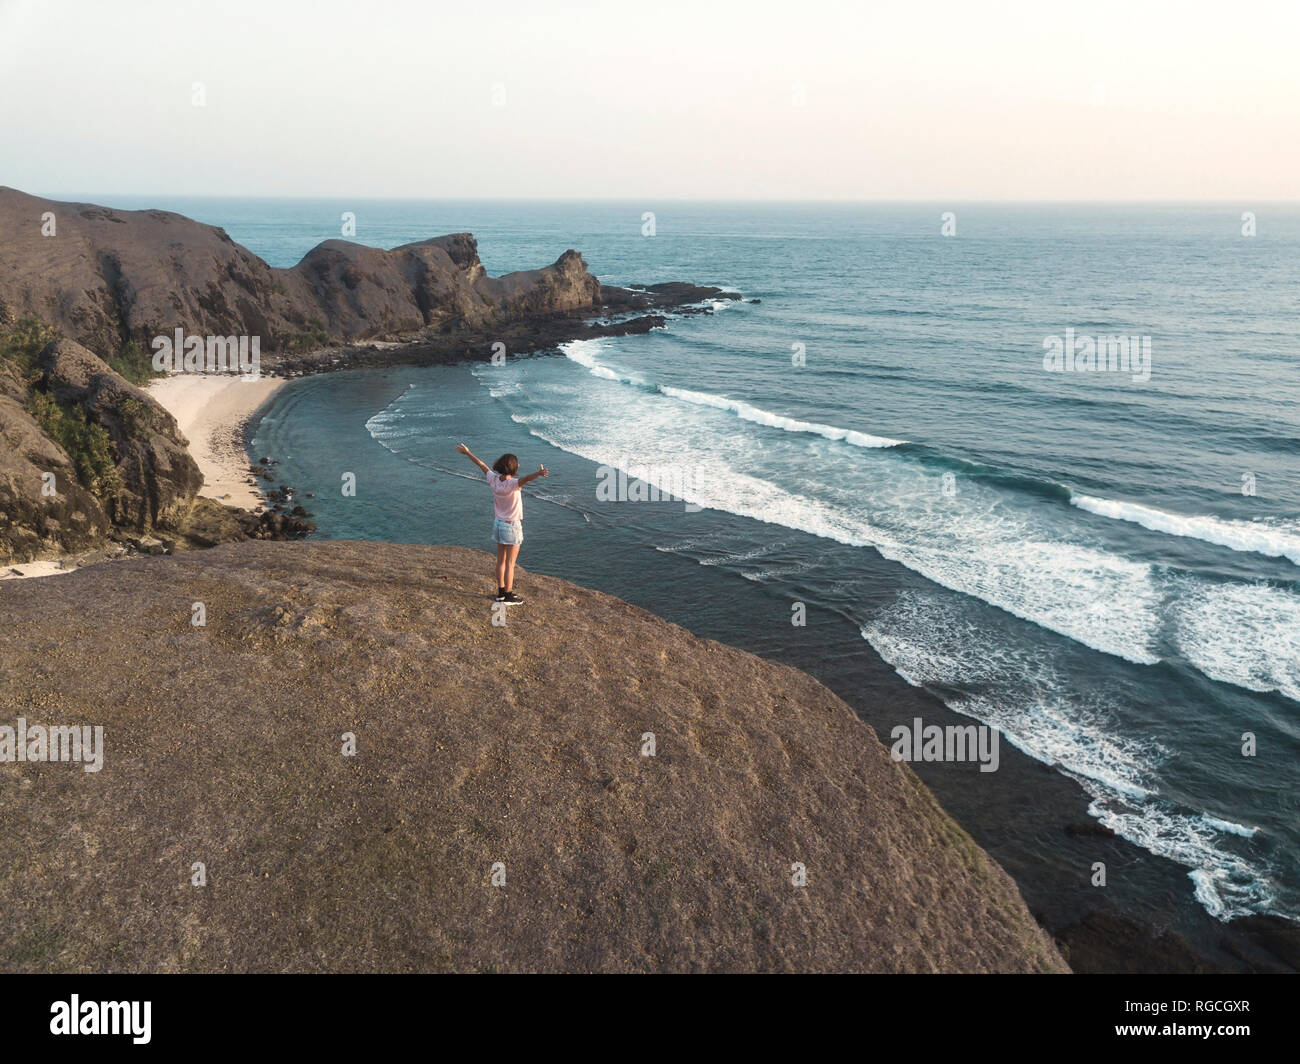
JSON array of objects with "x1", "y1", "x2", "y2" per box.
[
  {"x1": 146, "y1": 373, "x2": 287, "y2": 512},
  {"x1": 3, "y1": 373, "x2": 285, "y2": 581}
]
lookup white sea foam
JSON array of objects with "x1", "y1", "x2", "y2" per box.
[
  {"x1": 561, "y1": 341, "x2": 905, "y2": 449},
  {"x1": 493, "y1": 353, "x2": 1295, "y2": 697},
  {"x1": 562, "y1": 339, "x2": 605, "y2": 371},
  {"x1": 660, "y1": 385, "x2": 905, "y2": 448},
  {"x1": 1095, "y1": 803, "x2": 1275, "y2": 921},
  {"x1": 860, "y1": 591, "x2": 1161, "y2": 798},
  {"x1": 876, "y1": 537, "x2": 1162, "y2": 665},
  {"x1": 523, "y1": 360, "x2": 1164, "y2": 664},
  {"x1": 1072, "y1": 493, "x2": 1300, "y2": 566},
  {"x1": 861, "y1": 589, "x2": 1277, "y2": 920},
  {"x1": 363, "y1": 405, "x2": 402, "y2": 441},
  {"x1": 1200, "y1": 814, "x2": 1259, "y2": 839},
  {"x1": 1171, "y1": 578, "x2": 1300, "y2": 703}
]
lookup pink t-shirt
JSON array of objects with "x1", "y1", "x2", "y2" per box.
[{"x1": 486, "y1": 470, "x2": 523, "y2": 522}]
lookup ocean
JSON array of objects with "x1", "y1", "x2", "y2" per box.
[{"x1": 110, "y1": 196, "x2": 1300, "y2": 948}]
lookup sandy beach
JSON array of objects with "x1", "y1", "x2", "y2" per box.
[
  {"x1": 2, "y1": 558, "x2": 79, "y2": 579},
  {"x1": 3, "y1": 373, "x2": 283, "y2": 581},
  {"x1": 147, "y1": 373, "x2": 286, "y2": 511}
]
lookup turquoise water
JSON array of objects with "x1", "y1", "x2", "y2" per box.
[{"x1": 115, "y1": 196, "x2": 1300, "y2": 928}]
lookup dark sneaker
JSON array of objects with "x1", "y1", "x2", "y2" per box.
[{"x1": 501, "y1": 591, "x2": 524, "y2": 605}]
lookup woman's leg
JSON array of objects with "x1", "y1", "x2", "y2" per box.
[
  {"x1": 503, "y1": 544, "x2": 521, "y2": 592},
  {"x1": 496, "y1": 544, "x2": 509, "y2": 590}
]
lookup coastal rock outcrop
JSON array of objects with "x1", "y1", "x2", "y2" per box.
[
  {"x1": 601, "y1": 281, "x2": 743, "y2": 312},
  {"x1": 0, "y1": 187, "x2": 605, "y2": 357},
  {"x1": 0, "y1": 329, "x2": 207, "y2": 564},
  {"x1": 0, "y1": 369, "x2": 111, "y2": 561},
  {"x1": 0, "y1": 541, "x2": 1069, "y2": 974},
  {"x1": 38, "y1": 339, "x2": 202, "y2": 532}
]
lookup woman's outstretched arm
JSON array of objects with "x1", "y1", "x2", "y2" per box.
[
  {"x1": 518, "y1": 464, "x2": 550, "y2": 487},
  {"x1": 455, "y1": 443, "x2": 491, "y2": 474}
]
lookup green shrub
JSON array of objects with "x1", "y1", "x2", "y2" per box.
[
  {"x1": 26, "y1": 390, "x2": 123, "y2": 499},
  {"x1": 108, "y1": 340, "x2": 161, "y2": 386},
  {"x1": 281, "y1": 318, "x2": 329, "y2": 353},
  {"x1": 117, "y1": 395, "x2": 159, "y2": 436},
  {"x1": 3, "y1": 317, "x2": 126, "y2": 501},
  {"x1": 0, "y1": 317, "x2": 59, "y2": 381}
]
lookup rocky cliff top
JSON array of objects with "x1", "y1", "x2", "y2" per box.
[{"x1": 0, "y1": 540, "x2": 1068, "y2": 973}]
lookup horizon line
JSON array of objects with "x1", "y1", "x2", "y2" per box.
[{"x1": 17, "y1": 189, "x2": 1300, "y2": 207}]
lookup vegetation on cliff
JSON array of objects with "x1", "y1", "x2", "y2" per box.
[{"x1": 0, "y1": 319, "x2": 202, "y2": 563}]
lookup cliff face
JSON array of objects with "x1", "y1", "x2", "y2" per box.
[
  {"x1": 38, "y1": 339, "x2": 202, "y2": 531},
  {"x1": 0, "y1": 187, "x2": 602, "y2": 356},
  {"x1": 0, "y1": 541, "x2": 1069, "y2": 974},
  {"x1": 0, "y1": 358, "x2": 112, "y2": 561},
  {"x1": 0, "y1": 336, "x2": 202, "y2": 564}
]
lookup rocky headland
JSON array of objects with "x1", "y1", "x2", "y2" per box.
[{"x1": 0, "y1": 186, "x2": 738, "y2": 369}]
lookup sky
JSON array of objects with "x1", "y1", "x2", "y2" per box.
[{"x1": 2, "y1": 0, "x2": 1299, "y2": 201}]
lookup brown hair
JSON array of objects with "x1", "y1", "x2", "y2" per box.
[{"x1": 492, "y1": 454, "x2": 519, "y2": 477}]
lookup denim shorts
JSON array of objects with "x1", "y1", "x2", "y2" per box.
[{"x1": 493, "y1": 518, "x2": 524, "y2": 546}]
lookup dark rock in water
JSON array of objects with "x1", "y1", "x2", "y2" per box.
[
  {"x1": 1222, "y1": 914, "x2": 1300, "y2": 971},
  {"x1": 589, "y1": 313, "x2": 665, "y2": 336},
  {"x1": 270, "y1": 310, "x2": 678, "y2": 376},
  {"x1": 1056, "y1": 908, "x2": 1299, "y2": 974},
  {"x1": 601, "y1": 282, "x2": 742, "y2": 313},
  {"x1": 1057, "y1": 911, "x2": 1211, "y2": 973},
  {"x1": 239, "y1": 507, "x2": 314, "y2": 541},
  {"x1": 0, "y1": 541, "x2": 1069, "y2": 974}
]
